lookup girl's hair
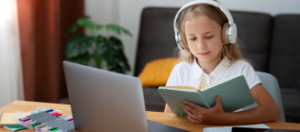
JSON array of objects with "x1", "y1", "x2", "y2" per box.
[{"x1": 177, "y1": 1, "x2": 252, "y2": 67}]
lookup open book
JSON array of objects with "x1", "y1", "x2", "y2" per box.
[{"x1": 158, "y1": 74, "x2": 256, "y2": 115}]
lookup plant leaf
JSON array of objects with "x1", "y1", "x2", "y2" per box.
[
  {"x1": 116, "y1": 49, "x2": 130, "y2": 71},
  {"x1": 94, "y1": 35, "x2": 106, "y2": 68},
  {"x1": 67, "y1": 52, "x2": 91, "y2": 66},
  {"x1": 109, "y1": 36, "x2": 123, "y2": 50},
  {"x1": 65, "y1": 16, "x2": 90, "y2": 36},
  {"x1": 64, "y1": 34, "x2": 93, "y2": 59},
  {"x1": 102, "y1": 40, "x2": 115, "y2": 66},
  {"x1": 107, "y1": 36, "x2": 130, "y2": 72},
  {"x1": 65, "y1": 22, "x2": 80, "y2": 36},
  {"x1": 77, "y1": 17, "x2": 95, "y2": 30},
  {"x1": 109, "y1": 63, "x2": 124, "y2": 74},
  {"x1": 65, "y1": 34, "x2": 84, "y2": 58},
  {"x1": 95, "y1": 24, "x2": 103, "y2": 31},
  {"x1": 106, "y1": 24, "x2": 132, "y2": 37}
]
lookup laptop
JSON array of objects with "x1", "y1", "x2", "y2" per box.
[{"x1": 63, "y1": 61, "x2": 188, "y2": 132}]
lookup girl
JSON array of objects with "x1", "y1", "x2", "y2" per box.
[{"x1": 164, "y1": 0, "x2": 281, "y2": 125}]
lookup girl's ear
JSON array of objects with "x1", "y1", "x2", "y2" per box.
[{"x1": 222, "y1": 23, "x2": 228, "y2": 45}]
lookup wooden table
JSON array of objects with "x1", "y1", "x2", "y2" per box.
[{"x1": 1, "y1": 100, "x2": 300, "y2": 132}]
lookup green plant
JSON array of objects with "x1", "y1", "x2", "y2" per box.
[{"x1": 65, "y1": 16, "x2": 132, "y2": 74}]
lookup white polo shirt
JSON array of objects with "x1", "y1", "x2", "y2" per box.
[{"x1": 166, "y1": 56, "x2": 261, "y2": 90}]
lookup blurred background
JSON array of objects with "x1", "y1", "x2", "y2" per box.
[{"x1": 0, "y1": 0, "x2": 300, "y2": 121}]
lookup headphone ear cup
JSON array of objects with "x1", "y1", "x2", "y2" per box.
[
  {"x1": 175, "y1": 31, "x2": 184, "y2": 50},
  {"x1": 222, "y1": 23, "x2": 229, "y2": 44},
  {"x1": 222, "y1": 23, "x2": 238, "y2": 44}
]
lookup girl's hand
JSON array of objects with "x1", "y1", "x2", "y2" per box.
[{"x1": 180, "y1": 96, "x2": 226, "y2": 124}]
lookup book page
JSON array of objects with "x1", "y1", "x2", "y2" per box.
[
  {"x1": 199, "y1": 58, "x2": 208, "y2": 91},
  {"x1": 163, "y1": 86, "x2": 198, "y2": 90},
  {"x1": 201, "y1": 74, "x2": 209, "y2": 90}
]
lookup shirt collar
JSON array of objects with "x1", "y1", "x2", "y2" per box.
[{"x1": 192, "y1": 56, "x2": 231, "y2": 79}]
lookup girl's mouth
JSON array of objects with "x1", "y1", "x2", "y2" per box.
[{"x1": 198, "y1": 51, "x2": 210, "y2": 56}]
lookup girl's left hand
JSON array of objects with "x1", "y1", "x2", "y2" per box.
[{"x1": 180, "y1": 96, "x2": 226, "y2": 125}]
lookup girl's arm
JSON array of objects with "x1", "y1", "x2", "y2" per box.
[
  {"x1": 222, "y1": 83, "x2": 281, "y2": 124},
  {"x1": 164, "y1": 104, "x2": 173, "y2": 113},
  {"x1": 181, "y1": 83, "x2": 281, "y2": 125}
]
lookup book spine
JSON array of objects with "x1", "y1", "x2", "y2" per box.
[{"x1": 199, "y1": 93, "x2": 210, "y2": 108}]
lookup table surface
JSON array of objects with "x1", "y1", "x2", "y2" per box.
[{"x1": 0, "y1": 100, "x2": 300, "y2": 132}]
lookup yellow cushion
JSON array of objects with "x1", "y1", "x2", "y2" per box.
[{"x1": 138, "y1": 58, "x2": 180, "y2": 87}]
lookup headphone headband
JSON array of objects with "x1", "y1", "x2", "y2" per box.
[
  {"x1": 173, "y1": 0, "x2": 237, "y2": 50},
  {"x1": 173, "y1": 0, "x2": 234, "y2": 32}
]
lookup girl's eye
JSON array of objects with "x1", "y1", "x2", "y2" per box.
[
  {"x1": 190, "y1": 38, "x2": 196, "y2": 41},
  {"x1": 206, "y1": 36, "x2": 213, "y2": 39}
]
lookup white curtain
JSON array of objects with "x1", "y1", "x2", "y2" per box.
[{"x1": 0, "y1": 0, "x2": 24, "y2": 108}]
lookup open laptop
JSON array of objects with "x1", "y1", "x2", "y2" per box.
[{"x1": 63, "y1": 61, "x2": 187, "y2": 132}]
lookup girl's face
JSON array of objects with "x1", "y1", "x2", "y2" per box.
[{"x1": 184, "y1": 15, "x2": 223, "y2": 65}]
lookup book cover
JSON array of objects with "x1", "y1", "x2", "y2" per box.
[{"x1": 158, "y1": 74, "x2": 256, "y2": 115}]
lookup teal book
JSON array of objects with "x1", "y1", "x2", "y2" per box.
[
  {"x1": 4, "y1": 125, "x2": 27, "y2": 131},
  {"x1": 158, "y1": 74, "x2": 255, "y2": 115}
]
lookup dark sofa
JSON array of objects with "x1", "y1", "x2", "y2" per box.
[{"x1": 134, "y1": 7, "x2": 300, "y2": 123}]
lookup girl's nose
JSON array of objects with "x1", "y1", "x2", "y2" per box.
[{"x1": 197, "y1": 39, "x2": 206, "y2": 49}]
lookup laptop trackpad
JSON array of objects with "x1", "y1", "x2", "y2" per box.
[{"x1": 147, "y1": 120, "x2": 189, "y2": 132}]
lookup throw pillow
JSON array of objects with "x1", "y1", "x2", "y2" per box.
[{"x1": 138, "y1": 58, "x2": 180, "y2": 87}]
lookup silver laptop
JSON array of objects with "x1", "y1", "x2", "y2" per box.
[{"x1": 63, "y1": 61, "x2": 148, "y2": 131}]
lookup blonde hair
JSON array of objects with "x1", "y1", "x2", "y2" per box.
[{"x1": 177, "y1": 1, "x2": 251, "y2": 67}]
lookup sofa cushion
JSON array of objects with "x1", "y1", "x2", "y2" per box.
[
  {"x1": 269, "y1": 15, "x2": 300, "y2": 88},
  {"x1": 231, "y1": 11, "x2": 273, "y2": 71},
  {"x1": 138, "y1": 58, "x2": 179, "y2": 87}
]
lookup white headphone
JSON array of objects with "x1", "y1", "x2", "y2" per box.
[{"x1": 174, "y1": 0, "x2": 237, "y2": 50}]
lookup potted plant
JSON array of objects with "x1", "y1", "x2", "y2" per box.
[{"x1": 64, "y1": 16, "x2": 132, "y2": 74}]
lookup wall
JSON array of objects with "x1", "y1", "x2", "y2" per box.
[{"x1": 85, "y1": 0, "x2": 300, "y2": 75}]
